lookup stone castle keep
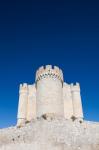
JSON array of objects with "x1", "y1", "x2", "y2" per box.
[{"x1": 17, "y1": 65, "x2": 83, "y2": 127}]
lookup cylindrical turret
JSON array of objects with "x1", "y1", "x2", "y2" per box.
[
  {"x1": 71, "y1": 83, "x2": 83, "y2": 120},
  {"x1": 26, "y1": 84, "x2": 36, "y2": 122},
  {"x1": 36, "y1": 65, "x2": 64, "y2": 118},
  {"x1": 63, "y1": 83, "x2": 73, "y2": 119},
  {"x1": 17, "y1": 83, "x2": 28, "y2": 127}
]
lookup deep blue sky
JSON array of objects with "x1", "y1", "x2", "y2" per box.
[{"x1": 0, "y1": 0, "x2": 99, "y2": 128}]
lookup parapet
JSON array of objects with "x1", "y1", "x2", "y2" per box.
[
  {"x1": 70, "y1": 82, "x2": 80, "y2": 92},
  {"x1": 35, "y1": 65, "x2": 63, "y2": 85},
  {"x1": 19, "y1": 83, "x2": 36, "y2": 95},
  {"x1": 19, "y1": 83, "x2": 28, "y2": 94},
  {"x1": 28, "y1": 84, "x2": 36, "y2": 96},
  {"x1": 63, "y1": 82, "x2": 71, "y2": 91}
]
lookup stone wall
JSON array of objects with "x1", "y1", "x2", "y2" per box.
[
  {"x1": 71, "y1": 83, "x2": 83, "y2": 119},
  {"x1": 63, "y1": 83, "x2": 73, "y2": 119},
  {"x1": 63, "y1": 82, "x2": 83, "y2": 120},
  {"x1": 36, "y1": 65, "x2": 64, "y2": 118},
  {"x1": 0, "y1": 119, "x2": 99, "y2": 150},
  {"x1": 26, "y1": 84, "x2": 36, "y2": 121},
  {"x1": 17, "y1": 65, "x2": 84, "y2": 127},
  {"x1": 17, "y1": 84, "x2": 36, "y2": 127},
  {"x1": 17, "y1": 83, "x2": 28, "y2": 126}
]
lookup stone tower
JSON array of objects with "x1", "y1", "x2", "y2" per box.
[
  {"x1": 63, "y1": 83, "x2": 74, "y2": 119},
  {"x1": 71, "y1": 83, "x2": 83, "y2": 120},
  {"x1": 36, "y1": 65, "x2": 64, "y2": 118},
  {"x1": 17, "y1": 83, "x2": 28, "y2": 126},
  {"x1": 17, "y1": 84, "x2": 36, "y2": 127},
  {"x1": 17, "y1": 65, "x2": 83, "y2": 127}
]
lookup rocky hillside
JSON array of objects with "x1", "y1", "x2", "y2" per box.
[{"x1": 0, "y1": 118, "x2": 99, "y2": 150}]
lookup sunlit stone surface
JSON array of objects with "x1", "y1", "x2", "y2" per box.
[{"x1": 17, "y1": 65, "x2": 83, "y2": 127}]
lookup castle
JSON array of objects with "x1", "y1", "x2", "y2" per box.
[{"x1": 17, "y1": 65, "x2": 83, "y2": 127}]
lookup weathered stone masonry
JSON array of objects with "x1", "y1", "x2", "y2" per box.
[{"x1": 17, "y1": 65, "x2": 83, "y2": 127}]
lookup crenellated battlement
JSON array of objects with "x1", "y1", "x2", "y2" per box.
[
  {"x1": 35, "y1": 65, "x2": 63, "y2": 85},
  {"x1": 17, "y1": 65, "x2": 83, "y2": 127},
  {"x1": 28, "y1": 84, "x2": 36, "y2": 96},
  {"x1": 19, "y1": 83, "x2": 28, "y2": 94},
  {"x1": 19, "y1": 84, "x2": 36, "y2": 95},
  {"x1": 63, "y1": 82, "x2": 71, "y2": 91},
  {"x1": 70, "y1": 82, "x2": 80, "y2": 92}
]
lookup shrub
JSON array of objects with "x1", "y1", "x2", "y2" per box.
[{"x1": 71, "y1": 116, "x2": 77, "y2": 121}]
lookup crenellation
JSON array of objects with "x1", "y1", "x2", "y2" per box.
[
  {"x1": 45, "y1": 65, "x2": 52, "y2": 70},
  {"x1": 76, "y1": 82, "x2": 80, "y2": 86},
  {"x1": 19, "y1": 83, "x2": 28, "y2": 94},
  {"x1": 36, "y1": 70, "x2": 39, "y2": 80},
  {"x1": 63, "y1": 82, "x2": 73, "y2": 119},
  {"x1": 60, "y1": 69, "x2": 63, "y2": 81},
  {"x1": 26, "y1": 84, "x2": 36, "y2": 121},
  {"x1": 70, "y1": 83, "x2": 73, "y2": 86},
  {"x1": 17, "y1": 65, "x2": 83, "y2": 127},
  {"x1": 23, "y1": 83, "x2": 28, "y2": 87},
  {"x1": 71, "y1": 82, "x2": 83, "y2": 119},
  {"x1": 20, "y1": 84, "x2": 22, "y2": 88},
  {"x1": 38, "y1": 66, "x2": 44, "y2": 73},
  {"x1": 36, "y1": 65, "x2": 63, "y2": 86},
  {"x1": 17, "y1": 83, "x2": 28, "y2": 127},
  {"x1": 71, "y1": 83, "x2": 80, "y2": 92},
  {"x1": 63, "y1": 82, "x2": 69, "y2": 87},
  {"x1": 36, "y1": 65, "x2": 64, "y2": 119},
  {"x1": 54, "y1": 66, "x2": 60, "y2": 73},
  {"x1": 28, "y1": 84, "x2": 36, "y2": 95}
]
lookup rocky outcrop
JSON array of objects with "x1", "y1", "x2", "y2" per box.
[{"x1": 0, "y1": 119, "x2": 99, "y2": 150}]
